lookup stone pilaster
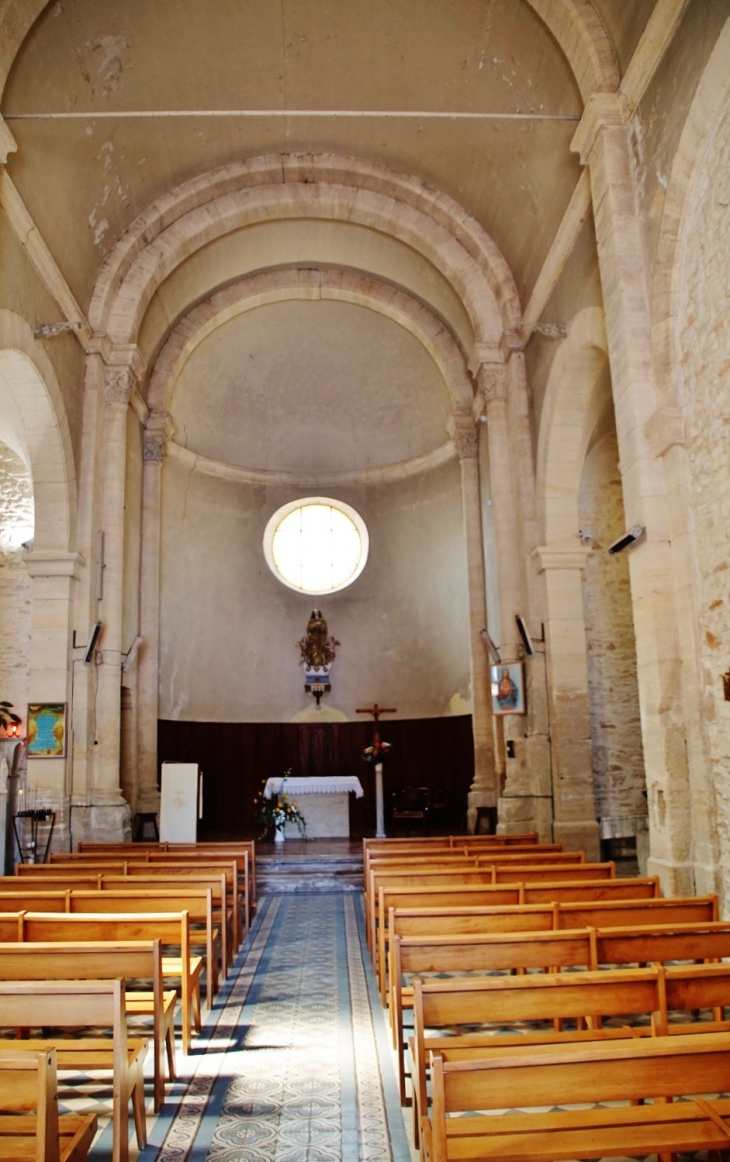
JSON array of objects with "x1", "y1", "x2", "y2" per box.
[
  {"x1": 23, "y1": 550, "x2": 83, "y2": 851},
  {"x1": 572, "y1": 95, "x2": 693, "y2": 891},
  {"x1": 448, "y1": 410, "x2": 496, "y2": 826},
  {"x1": 532, "y1": 545, "x2": 601, "y2": 860},
  {"x1": 136, "y1": 411, "x2": 171, "y2": 815},
  {"x1": 87, "y1": 361, "x2": 138, "y2": 835}
]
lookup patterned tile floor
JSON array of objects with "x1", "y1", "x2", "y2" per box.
[{"x1": 100, "y1": 893, "x2": 413, "y2": 1162}]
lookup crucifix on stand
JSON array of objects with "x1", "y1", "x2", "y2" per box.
[{"x1": 356, "y1": 702, "x2": 396, "y2": 838}]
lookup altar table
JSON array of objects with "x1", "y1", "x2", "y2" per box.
[{"x1": 264, "y1": 776, "x2": 364, "y2": 838}]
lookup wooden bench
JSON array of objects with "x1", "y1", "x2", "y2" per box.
[
  {"x1": 380, "y1": 893, "x2": 718, "y2": 1006},
  {"x1": 68, "y1": 887, "x2": 221, "y2": 1005},
  {"x1": 76, "y1": 840, "x2": 257, "y2": 915},
  {"x1": 30, "y1": 857, "x2": 245, "y2": 955},
  {"x1": 391, "y1": 927, "x2": 598, "y2": 1104},
  {"x1": 410, "y1": 960, "x2": 730, "y2": 1144},
  {"x1": 421, "y1": 1031, "x2": 730, "y2": 1162},
  {"x1": 0, "y1": 980, "x2": 142, "y2": 1162},
  {"x1": 18, "y1": 911, "x2": 201, "y2": 1055},
  {"x1": 0, "y1": 1047, "x2": 97, "y2": 1162},
  {"x1": 0, "y1": 940, "x2": 174, "y2": 1112},
  {"x1": 365, "y1": 849, "x2": 582, "y2": 944},
  {"x1": 369, "y1": 868, "x2": 653, "y2": 973},
  {"x1": 362, "y1": 833, "x2": 541, "y2": 857}
]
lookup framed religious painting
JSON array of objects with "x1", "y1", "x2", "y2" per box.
[
  {"x1": 26, "y1": 702, "x2": 67, "y2": 757},
  {"x1": 490, "y1": 662, "x2": 525, "y2": 716}
]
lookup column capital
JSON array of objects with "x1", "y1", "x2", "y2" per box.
[
  {"x1": 468, "y1": 344, "x2": 507, "y2": 404},
  {"x1": 571, "y1": 91, "x2": 630, "y2": 166},
  {"x1": 531, "y1": 544, "x2": 592, "y2": 574},
  {"x1": 104, "y1": 365, "x2": 138, "y2": 406},
  {"x1": 23, "y1": 550, "x2": 84, "y2": 580},
  {"x1": 143, "y1": 411, "x2": 172, "y2": 462},
  {"x1": 448, "y1": 411, "x2": 479, "y2": 460},
  {"x1": 0, "y1": 116, "x2": 18, "y2": 164}
]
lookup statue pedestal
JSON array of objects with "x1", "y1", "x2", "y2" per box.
[{"x1": 374, "y1": 762, "x2": 385, "y2": 838}]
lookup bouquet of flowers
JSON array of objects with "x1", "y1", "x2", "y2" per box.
[
  {"x1": 361, "y1": 740, "x2": 392, "y2": 764},
  {"x1": 254, "y1": 770, "x2": 307, "y2": 837}
]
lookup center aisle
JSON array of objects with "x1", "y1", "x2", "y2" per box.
[{"x1": 140, "y1": 893, "x2": 412, "y2": 1162}]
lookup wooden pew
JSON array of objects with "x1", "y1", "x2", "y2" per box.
[
  {"x1": 362, "y1": 833, "x2": 541, "y2": 857},
  {"x1": 68, "y1": 887, "x2": 221, "y2": 1004},
  {"x1": 490, "y1": 861, "x2": 615, "y2": 884},
  {"x1": 380, "y1": 894, "x2": 718, "y2": 1005},
  {"x1": 364, "y1": 850, "x2": 582, "y2": 941},
  {"x1": 28, "y1": 857, "x2": 246, "y2": 952},
  {"x1": 0, "y1": 940, "x2": 173, "y2": 1112},
  {"x1": 0, "y1": 980, "x2": 141, "y2": 1162},
  {"x1": 0, "y1": 879, "x2": 226, "y2": 993},
  {"x1": 18, "y1": 911, "x2": 201, "y2": 1055},
  {"x1": 368, "y1": 865, "x2": 640, "y2": 970},
  {"x1": 410, "y1": 960, "x2": 730, "y2": 1144},
  {"x1": 76, "y1": 840, "x2": 257, "y2": 914},
  {"x1": 0, "y1": 1048, "x2": 97, "y2": 1162},
  {"x1": 390, "y1": 927, "x2": 598, "y2": 1104},
  {"x1": 421, "y1": 1031, "x2": 730, "y2": 1162}
]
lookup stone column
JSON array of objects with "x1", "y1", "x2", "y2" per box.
[
  {"x1": 136, "y1": 411, "x2": 170, "y2": 817},
  {"x1": 532, "y1": 545, "x2": 601, "y2": 860},
  {"x1": 448, "y1": 411, "x2": 496, "y2": 825},
  {"x1": 80, "y1": 361, "x2": 138, "y2": 840},
  {"x1": 572, "y1": 95, "x2": 692, "y2": 891},
  {"x1": 23, "y1": 551, "x2": 82, "y2": 851}
]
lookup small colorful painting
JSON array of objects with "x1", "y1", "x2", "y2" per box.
[
  {"x1": 27, "y1": 702, "x2": 66, "y2": 757},
  {"x1": 490, "y1": 662, "x2": 526, "y2": 716}
]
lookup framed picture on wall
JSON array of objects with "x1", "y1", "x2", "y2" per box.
[
  {"x1": 490, "y1": 662, "x2": 525, "y2": 716},
  {"x1": 26, "y1": 702, "x2": 67, "y2": 757}
]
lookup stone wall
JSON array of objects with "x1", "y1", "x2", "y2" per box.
[
  {"x1": 676, "y1": 94, "x2": 730, "y2": 899},
  {"x1": 579, "y1": 419, "x2": 646, "y2": 824}
]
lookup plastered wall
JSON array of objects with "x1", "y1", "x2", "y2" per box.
[{"x1": 158, "y1": 458, "x2": 471, "y2": 723}]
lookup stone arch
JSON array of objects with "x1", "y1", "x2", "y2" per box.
[
  {"x1": 536, "y1": 306, "x2": 608, "y2": 545},
  {"x1": 147, "y1": 266, "x2": 474, "y2": 416},
  {"x1": 90, "y1": 155, "x2": 514, "y2": 349},
  {"x1": 0, "y1": 310, "x2": 76, "y2": 552},
  {"x1": 652, "y1": 15, "x2": 730, "y2": 404}
]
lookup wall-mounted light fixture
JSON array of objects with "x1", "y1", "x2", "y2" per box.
[{"x1": 608, "y1": 525, "x2": 645, "y2": 555}]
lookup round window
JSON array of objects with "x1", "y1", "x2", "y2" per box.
[{"x1": 263, "y1": 497, "x2": 369, "y2": 595}]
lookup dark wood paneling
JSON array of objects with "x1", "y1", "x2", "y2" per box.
[{"x1": 157, "y1": 716, "x2": 474, "y2": 838}]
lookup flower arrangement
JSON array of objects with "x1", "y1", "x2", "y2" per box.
[
  {"x1": 361, "y1": 740, "x2": 392, "y2": 764},
  {"x1": 253, "y1": 770, "x2": 307, "y2": 838}
]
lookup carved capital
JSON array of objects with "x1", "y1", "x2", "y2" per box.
[
  {"x1": 143, "y1": 411, "x2": 171, "y2": 462},
  {"x1": 104, "y1": 366, "x2": 137, "y2": 406},
  {"x1": 477, "y1": 364, "x2": 507, "y2": 403},
  {"x1": 448, "y1": 412, "x2": 478, "y2": 460}
]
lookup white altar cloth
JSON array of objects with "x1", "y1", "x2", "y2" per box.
[
  {"x1": 264, "y1": 776, "x2": 364, "y2": 838},
  {"x1": 264, "y1": 776, "x2": 364, "y2": 798}
]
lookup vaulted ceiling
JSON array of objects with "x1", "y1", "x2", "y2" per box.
[{"x1": 1, "y1": 0, "x2": 657, "y2": 480}]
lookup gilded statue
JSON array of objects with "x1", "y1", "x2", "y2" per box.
[{"x1": 297, "y1": 609, "x2": 339, "y2": 669}]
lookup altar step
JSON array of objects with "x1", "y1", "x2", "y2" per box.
[{"x1": 256, "y1": 843, "x2": 363, "y2": 894}]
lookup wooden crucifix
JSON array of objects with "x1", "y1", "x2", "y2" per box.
[
  {"x1": 356, "y1": 703, "x2": 397, "y2": 746},
  {"x1": 356, "y1": 703, "x2": 396, "y2": 839}
]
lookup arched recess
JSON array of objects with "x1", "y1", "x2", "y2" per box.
[
  {"x1": 148, "y1": 266, "x2": 474, "y2": 418},
  {"x1": 536, "y1": 306, "x2": 645, "y2": 863},
  {"x1": 536, "y1": 307, "x2": 609, "y2": 544},
  {"x1": 0, "y1": 310, "x2": 76, "y2": 552}
]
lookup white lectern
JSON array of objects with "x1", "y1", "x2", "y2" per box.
[{"x1": 159, "y1": 762, "x2": 202, "y2": 842}]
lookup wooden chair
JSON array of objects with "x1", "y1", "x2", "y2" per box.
[{"x1": 0, "y1": 1048, "x2": 97, "y2": 1162}]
